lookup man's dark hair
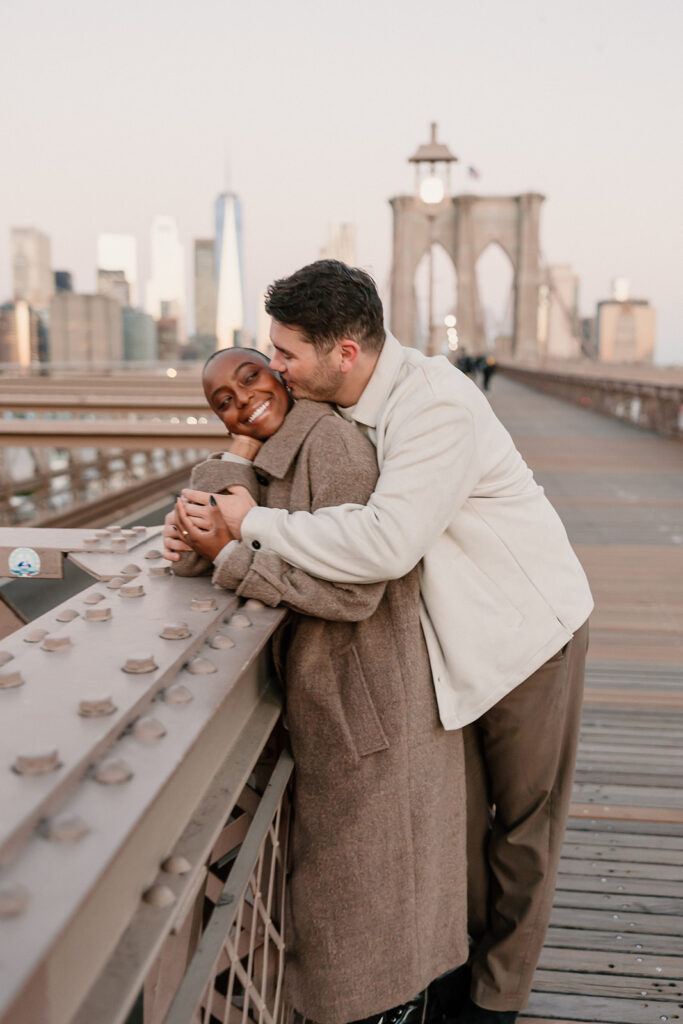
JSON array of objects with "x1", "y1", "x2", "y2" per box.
[{"x1": 265, "y1": 260, "x2": 386, "y2": 353}]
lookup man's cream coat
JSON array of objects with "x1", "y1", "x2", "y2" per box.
[{"x1": 242, "y1": 333, "x2": 594, "y2": 729}]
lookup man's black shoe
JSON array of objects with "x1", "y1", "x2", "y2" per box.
[
  {"x1": 428, "y1": 965, "x2": 471, "y2": 1021},
  {"x1": 456, "y1": 997, "x2": 518, "y2": 1024},
  {"x1": 350, "y1": 989, "x2": 429, "y2": 1024}
]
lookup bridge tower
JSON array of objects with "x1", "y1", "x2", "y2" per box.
[{"x1": 389, "y1": 124, "x2": 544, "y2": 361}]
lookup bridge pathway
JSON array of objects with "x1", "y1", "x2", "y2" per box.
[{"x1": 488, "y1": 377, "x2": 683, "y2": 1024}]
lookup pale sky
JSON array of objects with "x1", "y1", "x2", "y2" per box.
[{"x1": 1, "y1": 0, "x2": 681, "y2": 363}]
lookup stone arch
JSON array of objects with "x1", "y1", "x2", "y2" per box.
[
  {"x1": 413, "y1": 242, "x2": 458, "y2": 353},
  {"x1": 475, "y1": 241, "x2": 515, "y2": 355}
]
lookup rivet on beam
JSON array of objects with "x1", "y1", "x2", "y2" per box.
[
  {"x1": 209, "y1": 633, "x2": 235, "y2": 650},
  {"x1": 0, "y1": 670, "x2": 24, "y2": 690},
  {"x1": 121, "y1": 563, "x2": 142, "y2": 576},
  {"x1": 132, "y1": 525, "x2": 147, "y2": 535},
  {"x1": 132, "y1": 717, "x2": 166, "y2": 742},
  {"x1": 187, "y1": 657, "x2": 217, "y2": 675},
  {"x1": 243, "y1": 599, "x2": 266, "y2": 611},
  {"x1": 143, "y1": 884, "x2": 176, "y2": 908},
  {"x1": 159, "y1": 623, "x2": 191, "y2": 640},
  {"x1": 79, "y1": 696, "x2": 116, "y2": 717},
  {"x1": 162, "y1": 855, "x2": 191, "y2": 875},
  {"x1": 110, "y1": 538, "x2": 127, "y2": 551},
  {"x1": 163, "y1": 684, "x2": 194, "y2": 705},
  {"x1": 0, "y1": 651, "x2": 14, "y2": 666},
  {"x1": 83, "y1": 537, "x2": 100, "y2": 549},
  {"x1": 144, "y1": 549, "x2": 162, "y2": 560},
  {"x1": 24, "y1": 628, "x2": 48, "y2": 644},
  {"x1": 13, "y1": 750, "x2": 61, "y2": 775},
  {"x1": 107, "y1": 577, "x2": 126, "y2": 590},
  {"x1": 56, "y1": 608, "x2": 79, "y2": 622},
  {"x1": 41, "y1": 635, "x2": 72, "y2": 653},
  {"x1": 41, "y1": 814, "x2": 90, "y2": 843},
  {"x1": 122, "y1": 653, "x2": 158, "y2": 675},
  {"x1": 95, "y1": 530, "x2": 110, "y2": 539},
  {"x1": 228, "y1": 613, "x2": 252, "y2": 629},
  {"x1": 94, "y1": 758, "x2": 133, "y2": 785},
  {"x1": 120, "y1": 583, "x2": 145, "y2": 598},
  {"x1": 191, "y1": 597, "x2": 216, "y2": 612},
  {"x1": 106, "y1": 526, "x2": 122, "y2": 535},
  {"x1": 84, "y1": 605, "x2": 112, "y2": 622},
  {"x1": 0, "y1": 884, "x2": 30, "y2": 918},
  {"x1": 121, "y1": 529, "x2": 136, "y2": 538},
  {"x1": 149, "y1": 565, "x2": 171, "y2": 577},
  {"x1": 83, "y1": 591, "x2": 106, "y2": 605}
]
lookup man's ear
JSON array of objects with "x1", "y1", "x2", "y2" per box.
[{"x1": 338, "y1": 338, "x2": 361, "y2": 373}]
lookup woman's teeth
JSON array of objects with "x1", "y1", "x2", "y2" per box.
[{"x1": 247, "y1": 400, "x2": 271, "y2": 423}]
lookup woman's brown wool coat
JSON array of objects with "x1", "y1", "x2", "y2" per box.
[{"x1": 175, "y1": 400, "x2": 467, "y2": 1024}]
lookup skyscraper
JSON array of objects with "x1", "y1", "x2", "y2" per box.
[
  {"x1": 214, "y1": 193, "x2": 244, "y2": 349},
  {"x1": 194, "y1": 239, "x2": 217, "y2": 343},
  {"x1": 97, "y1": 234, "x2": 138, "y2": 306},
  {"x1": 98, "y1": 269, "x2": 131, "y2": 307},
  {"x1": 0, "y1": 301, "x2": 43, "y2": 364},
  {"x1": 319, "y1": 223, "x2": 357, "y2": 265},
  {"x1": 11, "y1": 228, "x2": 54, "y2": 310},
  {"x1": 145, "y1": 216, "x2": 186, "y2": 341},
  {"x1": 49, "y1": 293, "x2": 123, "y2": 364}
]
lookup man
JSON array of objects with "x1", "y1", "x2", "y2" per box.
[{"x1": 165, "y1": 260, "x2": 592, "y2": 1024}]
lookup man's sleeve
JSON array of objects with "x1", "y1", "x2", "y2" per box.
[{"x1": 241, "y1": 371, "x2": 480, "y2": 584}]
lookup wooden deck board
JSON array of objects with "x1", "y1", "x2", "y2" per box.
[{"x1": 489, "y1": 380, "x2": 683, "y2": 1023}]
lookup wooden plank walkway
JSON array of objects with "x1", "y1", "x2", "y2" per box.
[{"x1": 489, "y1": 377, "x2": 683, "y2": 1024}]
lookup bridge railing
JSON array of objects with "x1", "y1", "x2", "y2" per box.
[
  {"x1": 0, "y1": 525, "x2": 289, "y2": 1024},
  {"x1": 499, "y1": 363, "x2": 683, "y2": 439}
]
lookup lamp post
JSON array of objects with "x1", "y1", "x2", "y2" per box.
[{"x1": 409, "y1": 123, "x2": 458, "y2": 356}]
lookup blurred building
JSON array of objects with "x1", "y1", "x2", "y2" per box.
[
  {"x1": 122, "y1": 308, "x2": 157, "y2": 361},
  {"x1": 157, "y1": 317, "x2": 179, "y2": 362},
  {"x1": 97, "y1": 234, "x2": 138, "y2": 306},
  {"x1": 11, "y1": 227, "x2": 54, "y2": 311},
  {"x1": 596, "y1": 298, "x2": 655, "y2": 363},
  {"x1": 49, "y1": 293, "x2": 123, "y2": 364},
  {"x1": 537, "y1": 264, "x2": 582, "y2": 359},
  {"x1": 98, "y1": 269, "x2": 131, "y2": 307},
  {"x1": 319, "y1": 222, "x2": 357, "y2": 265},
  {"x1": 0, "y1": 301, "x2": 43, "y2": 364},
  {"x1": 145, "y1": 216, "x2": 186, "y2": 340},
  {"x1": 54, "y1": 271, "x2": 73, "y2": 293},
  {"x1": 214, "y1": 193, "x2": 244, "y2": 348},
  {"x1": 194, "y1": 239, "x2": 217, "y2": 348},
  {"x1": 255, "y1": 291, "x2": 273, "y2": 355}
]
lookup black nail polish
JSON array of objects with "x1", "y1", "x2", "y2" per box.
[{"x1": 209, "y1": 495, "x2": 217, "y2": 506}]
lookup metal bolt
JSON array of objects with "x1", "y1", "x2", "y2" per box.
[
  {"x1": 209, "y1": 633, "x2": 235, "y2": 650},
  {"x1": 14, "y1": 750, "x2": 60, "y2": 775},
  {"x1": 159, "y1": 622, "x2": 191, "y2": 640},
  {"x1": 143, "y1": 884, "x2": 176, "y2": 908},
  {"x1": 94, "y1": 758, "x2": 133, "y2": 785},
  {"x1": 162, "y1": 855, "x2": 191, "y2": 875},
  {"x1": 132, "y1": 525, "x2": 147, "y2": 535},
  {"x1": 79, "y1": 696, "x2": 116, "y2": 717},
  {"x1": 83, "y1": 537, "x2": 100, "y2": 548},
  {"x1": 164, "y1": 684, "x2": 194, "y2": 705},
  {"x1": 148, "y1": 565, "x2": 171, "y2": 577},
  {"x1": 187, "y1": 657, "x2": 217, "y2": 675},
  {"x1": 106, "y1": 525, "x2": 122, "y2": 534},
  {"x1": 24, "y1": 628, "x2": 49, "y2": 644},
  {"x1": 56, "y1": 608, "x2": 80, "y2": 622},
  {"x1": 121, "y1": 529, "x2": 136, "y2": 538},
  {"x1": 0, "y1": 670, "x2": 24, "y2": 690},
  {"x1": 83, "y1": 591, "x2": 105, "y2": 605},
  {"x1": 41, "y1": 814, "x2": 89, "y2": 843},
  {"x1": 121, "y1": 563, "x2": 142, "y2": 576},
  {"x1": 191, "y1": 597, "x2": 216, "y2": 612},
  {"x1": 107, "y1": 577, "x2": 126, "y2": 590},
  {"x1": 120, "y1": 583, "x2": 145, "y2": 598},
  {"x1": 0, "y1": 884, "x2": 30, "y2": 918},
  {"x1": 144, "y1": 549, "x2": 162, "y2": 560},
  {"x1": 110, "y1": 538, "x2": 127, "y2": 551},
  {"x1": 41, "y1": 635, "x2": 72, "y2": 652},
  {"x1": 0, "y1": 650, "x2": 14, "y2": 666},
  {"x1": 132, "y1": 717, "x2": 166, "y2": 742},
  {"x1": 122, "y1": 653, "x2": 158, "y2": 675},
  {"x1": 228, "y1": 613, "x2": 252, "y2": 629},
  {"x1": 84, "y1": 605, "x2": 112, "y2": 622},
  {"x1": 95, "y1": 529, "x2": 110, "y2": 539},
  {"x1": 243, "y1": 599, "x2": 265, "y2": 611}
]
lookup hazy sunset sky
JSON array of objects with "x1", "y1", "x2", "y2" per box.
[{"x1": 2, "y1": 0, "x2": 681, "y2": 362}]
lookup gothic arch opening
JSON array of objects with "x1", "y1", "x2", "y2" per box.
[
  {"x1": 475, "y1": 242, "x2": 514, "y2": 355},
  {"x1": 413, "y1": 243, "x2": 458, "y2": 354}
]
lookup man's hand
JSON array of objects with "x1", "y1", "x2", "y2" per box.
[
  {"x1": 161, "y1": 508, "x2": 192, "y2": 563},
  {"x1": 175, "y1": 496, "x2": 232, "y2": 561},
  {"x1": 181, "y1": 486, "x2": 256, "y2": 541}
]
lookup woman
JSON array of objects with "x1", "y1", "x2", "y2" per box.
[{"x1": 171, "y1": 347, "x2": 467, "y2": 1024}]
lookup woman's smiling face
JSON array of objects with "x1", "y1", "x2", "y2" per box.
[{"x1": 203, "y1": 349, "x2": 291, "y2": 440}]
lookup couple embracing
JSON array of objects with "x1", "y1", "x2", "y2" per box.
[{"x1": 163, "y1": 260, "x2": 592, "y2": 1024}]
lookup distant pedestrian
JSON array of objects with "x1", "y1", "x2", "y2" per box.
[{"x1": 482, "y1": 355, "x2": 497, "y2": 391}]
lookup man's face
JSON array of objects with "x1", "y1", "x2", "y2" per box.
[{"x1": 269, "y1": 321, "x2": 345, "y2": 402}]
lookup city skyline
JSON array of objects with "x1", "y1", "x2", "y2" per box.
[{"x1": 0, "y1": 0, "x2": 681, "y2": 364}]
